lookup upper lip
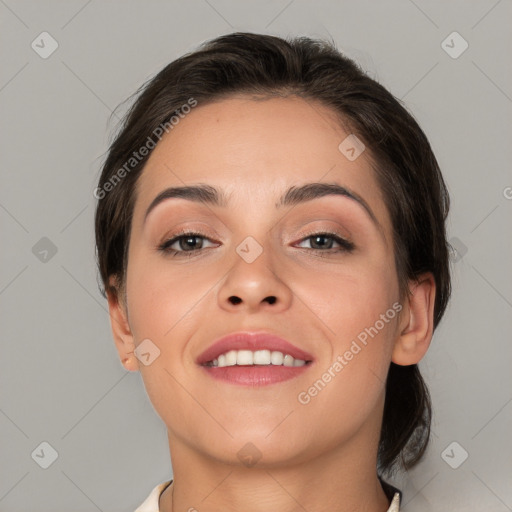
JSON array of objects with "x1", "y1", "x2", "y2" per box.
[{"x1": 195, "y1": 331, "x2": 314, "y2": 365}]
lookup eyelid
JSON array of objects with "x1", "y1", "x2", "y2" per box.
[
  {"x1": 158, "y1": 224, "x2": 217, "y2": 243},
  {"x1": 290, "y1": 220, "x2": 353, "y2": 244},
  {"x1": 295, "y1": 226, "x2": 353, "y2": 243}
]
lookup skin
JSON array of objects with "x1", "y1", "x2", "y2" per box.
[{"x1": 107, "y1": 96, "x2": 436, "y2": 512}]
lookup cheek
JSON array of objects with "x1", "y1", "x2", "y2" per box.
[
  {"x1": 296, "y1": 249, "x2": 399, "y2": 339},
  {"x1": 124, "y1": 254, "x2": 209, "y2": 431},
  {"x1": 125, "y1": 249, "x2": 203, "y2": 341},
  {"x1": 293, "y1": 253, "x2": 399, "y2": 406}
]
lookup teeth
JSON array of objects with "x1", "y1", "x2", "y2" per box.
[
  {"x1": 208, "y1": 350, "x2": 308, "y2": 368},
  {"x1": 283, "y1": 354, "x2": 294, "y2": 367},
  {"x1": 270, "y1": 351, "x2": 283, "y2": 365},
  {"x1": 253, "y1": 350, "x2": 271, "y2": 365},
  {"x1": 237, "y1": 350, "x2": 253, "y2": 365},
  {"x1": 225, "y1": 350, "x2": 237, "y2": 366}
]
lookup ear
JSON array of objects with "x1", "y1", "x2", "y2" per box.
[
  {"x1": 106, "y1": 275, "x2": 139, "y2": 372},
  {"x1": 392, "y1": 273, "x2": 436, "y2": 366}
]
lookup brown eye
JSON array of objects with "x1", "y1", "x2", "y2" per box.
[
  {"x1": 296, "y1": 232, "x2": 355, "y2": 253},
  {"x1": 158, "y1": 231, "x2": 217, "y2": 256}
]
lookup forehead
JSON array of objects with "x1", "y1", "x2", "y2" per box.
[{"x1": 132, "y1": 95, "x2": 391, "y2": 234}]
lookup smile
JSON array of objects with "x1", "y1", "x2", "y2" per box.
[
  {"x1": 203, "y1": 349, "x2": 310, "y2": 368},
  {"x1": 196, "y1": 331, "x2": 315, "y2": 386}
]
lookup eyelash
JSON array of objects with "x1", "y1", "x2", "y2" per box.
[{"x1": 157, "y1": 229, "x2": 355, "y2": 258}]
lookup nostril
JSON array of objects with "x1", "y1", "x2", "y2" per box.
[{"x1": 227, "y1": 296, "x2": 276, "y2": 305}]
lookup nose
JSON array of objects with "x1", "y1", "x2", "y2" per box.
[{"x1": 217, "y1": 243, "x2": 293, "y2": 314}]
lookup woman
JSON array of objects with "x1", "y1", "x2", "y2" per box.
[{"x1": 94, "y1": 32, "x2": 451, "y2": 512}]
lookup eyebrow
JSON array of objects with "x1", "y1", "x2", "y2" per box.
[{"x1": 143, "y1": 182, "x2": 380, "y2": 228}]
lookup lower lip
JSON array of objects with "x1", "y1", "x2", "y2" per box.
[{"x1": 199, "y1": 364, "x2": 312, "y2": 386}]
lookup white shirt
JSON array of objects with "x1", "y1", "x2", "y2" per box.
[{"x1": 134, "y1": 480, "x2": 401, "y2": 512}]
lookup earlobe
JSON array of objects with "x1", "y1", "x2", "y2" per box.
[
  {"x1": 392, "y1": 273, "x2": 436, "y2": 366},
  {"x1": 106, "y1": 276, "x2": 139, "y2": 372}
]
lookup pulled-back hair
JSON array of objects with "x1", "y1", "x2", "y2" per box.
[{"x1": 95, "y1": 32, "x2": 451, "y2": 476}]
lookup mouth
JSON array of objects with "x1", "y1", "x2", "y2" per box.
[{"x1": 196, "y1": 331, "x2": 314, "y2": 386}]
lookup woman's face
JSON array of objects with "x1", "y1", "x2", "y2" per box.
[{"x1": 121, "y1": 96, "x2": 402, "y2": 466}]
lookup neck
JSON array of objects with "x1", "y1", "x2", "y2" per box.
[{"x1": 160, "y1": 426, "x2": 391, "y2": 512}]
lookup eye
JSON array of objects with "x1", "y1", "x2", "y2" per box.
[
  {"x1": 157, "y1": 230, "x2": 354, "y2": 258},
  {"x1": 295, "y1": 232, "x2": 355, "y2": 253},
  {"x1": 158, "y1": 231, "x2": 218, "y2": 256}
]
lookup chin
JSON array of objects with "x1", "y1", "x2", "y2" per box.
[{"x1": 200, "y1": 431, "x2": 315, "y2": 468}]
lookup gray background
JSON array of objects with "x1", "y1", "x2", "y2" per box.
[{"x1": 1, "y1": 1, "x2": 511, "y2": 511}]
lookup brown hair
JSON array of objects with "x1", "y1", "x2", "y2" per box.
[{"x1": 95, "y1": 32, "x2": 451, "y2": 476}]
